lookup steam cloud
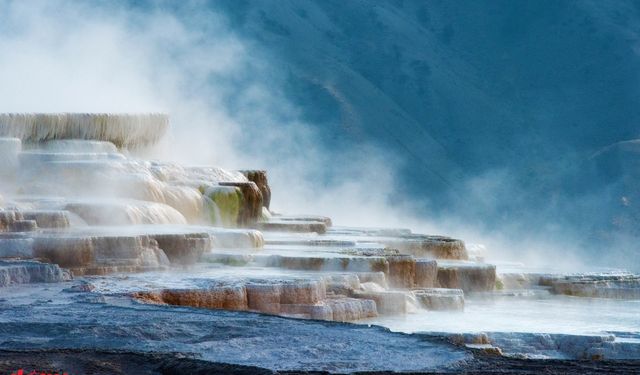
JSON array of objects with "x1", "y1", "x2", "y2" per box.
[{"x1": 0, "y1": 0, "x2": 631, "y2": 272}]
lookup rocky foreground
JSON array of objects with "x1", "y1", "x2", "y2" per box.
[{"x1": 0, "y1": 114, "x2": 639, "y2": 374}]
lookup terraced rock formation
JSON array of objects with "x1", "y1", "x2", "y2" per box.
[{"x1": 0, "y1": 113, "x2": 638, "y2": 369}]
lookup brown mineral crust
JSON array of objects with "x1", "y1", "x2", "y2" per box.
[
  {"x1": 32, "y1": 236, "x2": 95, "y2": 268},
  {"x1": 279, "y1": 280, "x2": 326, "y2": 304},
  {"x1": 413, "y1": 288, "x2": 465, "y2": 311},
  {"x1": 352, "y1": 290, "x2": 409, "y2": 315},
  {"x1": 239, "y1": 170, "x2": 271, "y2": 210},
  {"x1": 436, "y1": 262, "x2": 496, "y2": 293},
  {"x1": 256, "y1": 221, "x2": 327, "y2": 234},
  {"x1": 219, "y1": 181, "x2": 263, "y2": 226},
  {"x1": 246, "y1": 283, "x2": 282, "y2": 314},
  {"x1": 0, "y1": 211, "x2": 23, "y2": 232},
  {"x1": 384, "y1": 236, "x2": 468, "y2": 260},
  {"x1": 387, "y1": 255, "x2": 416, "y2": 288},
  {"x1": 21, "y1": 210, "x2": 70, "y2": 228},
  {"x1": 136, "y1": 286, "x2": 248, "y2": 311},
  {"x1": 415, "y1": 259, "x2": 438, "y2": 288},
  {"x1": 10, "y1": 219, "x2": 37, "y2": 232},
  {"x1": 151, "y1": 232, "x2": 212, "y2": 265}
]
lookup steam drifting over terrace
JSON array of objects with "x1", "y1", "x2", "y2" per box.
[{"x1": 0, "y1": 113, "x2": 169, "y2": 148}]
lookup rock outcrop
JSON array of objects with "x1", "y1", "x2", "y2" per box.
[
  {"x1": 436, "y1": 261, "x2": 496, "y2": 293},
  {"x1": 0, "y1": 113, "x2": 169, "y2": 148},
  {"x1": 0, "y1": 259, "x2": 68, "y2": 286},
  {"x1": 219, "y1": 181, "x2": 263, "y2": 226},
  {"x1": 240, "y1": 170, "x2": 271, "y2": 210},
  {"x1": 132, "y1": 276, "x2": 380, "y2": 322}
]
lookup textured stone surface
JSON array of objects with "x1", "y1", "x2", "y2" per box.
[
  {"x1": 239, "y1": 170, "x2": 271, "y2": 210},
  {"x1": 0, "y1": 259, "x2": 68, "y2": 286},
  {"x1": 64, "y1": 201, "x2": 187, "y2": 226},
  {"x1": 256, "y1": 220, "x2": 327, "y2": 234},
  {"x1": 0, "y1": 210, "x2": 22, "y2": 232},
  {"x1": 545, "y1": 274, "x2": 640, "y2": 299},
  {"x1": 209, "y1": 228, "x2": 264, "y2": 248},
  {"x1": 436, "y1": 261, "x2": 496, "y2": 293},
  {"x1": 152, "y1": 232, "x2": 212, "y2": 265},
  {"x1": 0, "y1": 233, "x2": 34, "y2": 258},
  {"x1": 255, "y1": 254, "x2": 389, "y2": 273},
  {"x1": 134, "y1": 285, "x2": 248, "y2": 311},
  {"x1": 387, "y1": 255, "x2": 416, "y2": 288},
  {"x1": 383, "y1": 235, "x2": 468, "y2": 260},
  {"x1": 32, "y1": 233, "x2": 171, "y2": 275},
  {"x1": 352, "y1": 290, "x2": 411, "y2": 315},
  {"x1": 415, "y1": 259, "x2": 438, "y2": 288},
  {"x1": 9, "y1": 219, "x2": 37, "y2": 232},
  {"x1": 270, "y1": 214, "x2": 333, "y2": 227},
  {"x1": 414, "y1": 288, "x2": 465, "y2": 311},
  {"x1": 33, "y1": 236, "x2": 95, "y2": 268},
  {"x1": 21, "y1": 210, "x2": 71, "y2": 229},
  {"x1": 0, "y1": 113, "x2": 169, "y2": 148},
  {"x1": 219, "y1": 181, "x2": 263, "y2": 226}
]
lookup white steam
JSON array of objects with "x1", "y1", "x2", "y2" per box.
[{"x1": 0, "y1": 0, "x2": 619, "y2": 272}]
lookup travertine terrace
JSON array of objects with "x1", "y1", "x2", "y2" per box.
[{"x1": 0, "y1": 114, "x2": 639, "y2": 369}]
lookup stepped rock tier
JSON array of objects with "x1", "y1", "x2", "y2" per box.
[
  {"x1": 0, "y1": 113, "x2": 169, "y2": 148},
  {"x1": 0, "y1": 113, "x2": 639, "y2": 369}
]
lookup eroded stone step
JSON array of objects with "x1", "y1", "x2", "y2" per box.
[
  {"x1": 436, "y1": 260, "x2": 497, "y2": 293},
  {"x1": 205, "y1": 253, "x2": 442, "y2": 291},
  {"x1": 543, "y1": 274, "x2": 640, "y2": 299},
  {"x1": 0, "y1": 113, "x2": 169, "y2": 148},
  {"x1": 269, "y1": 214, "x2": 332, "y2": 227},
  {"x1": 496, "y1": 272, "x2": 640, "y2": 299},
  {"x1": 0, "y1": 259, "x2": 69, "y2": 286},
  {"x1": 256, "y1": 220, "x2": 328, "y2": 234},
  {"x1": 381, "y1": 235, "x2": 468, "y2": 260},
  {"x1": 131, "y1": 274, "x2": 385, "y2": 322},
  {"x1": 414, "y1": 288, "x2": 465, "y2": 311},
  {"x1": 4, "y1": 228, "x2": 215, "y2": 274}
]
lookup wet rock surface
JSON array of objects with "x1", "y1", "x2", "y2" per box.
[
  {"x1": 0, "y1": 259, "x2": 68, "y2": 286},
  {"x1": 0, "y1": 283, "x2": 471, "y2": 373},
  {"x1": 545, "y1": 274, "x2": 640, "y2": 299},
  {"x1": 1, "y1": 350, "x2": 639, "y2": 375},
  {"x1": 436, "y1": 261, "x2": 497, "y2": 293},
  {"x1": 257, "y1": 220, "x2": 328, "y2": 234},
  {"x1": 0, "y1": 116, "x2": 639, "y2": 373},
  {"x1": 240, "y1": 170, "x2": 271, "y2": 210},
  {"x1": 219, "y1": 181, "x2": 263, "y2": 226},
  {"x1": 414, "y1": 288, "x2": 465, "y2": 311}
]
